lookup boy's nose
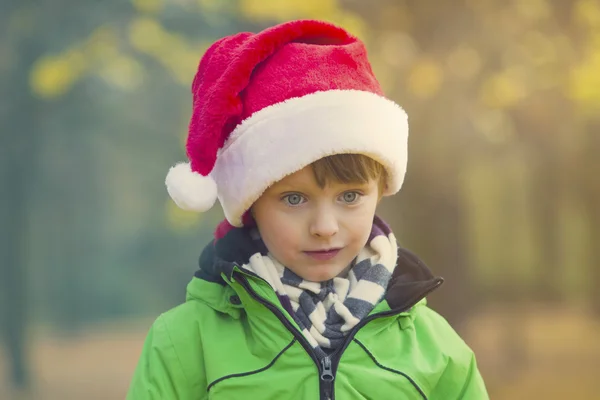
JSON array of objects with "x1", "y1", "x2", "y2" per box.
[{"x1": 309, "y1": 210, "x2": 339, "y2": 238}]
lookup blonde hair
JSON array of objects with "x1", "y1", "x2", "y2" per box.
[{"x1": 310, "y1": 154, "x2": 387, "y2": 195}]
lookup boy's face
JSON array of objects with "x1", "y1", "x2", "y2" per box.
[{"x1": 252, "y1": 165, "x2": 380, "y2": 282}]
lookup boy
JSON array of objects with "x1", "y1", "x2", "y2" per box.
[{"x1": 127, "y1": 19, "x2": 488, "y2": 399}]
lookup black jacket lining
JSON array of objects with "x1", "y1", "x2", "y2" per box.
[
  {"x1": 206, "y1": 338, "x2": 297, "y2": 392},
  {"x1": 353, "y1": 338, "x2": 428, "y2": 400}
]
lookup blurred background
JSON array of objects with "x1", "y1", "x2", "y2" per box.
[{"x1": 1, "y1": 0, "x2": 599, "y2": 398}]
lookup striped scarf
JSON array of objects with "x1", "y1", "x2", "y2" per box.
[{"x1": 242, "y1": 217, "x2": 398, "y2": 358}]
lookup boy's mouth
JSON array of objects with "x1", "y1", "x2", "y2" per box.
[{"x1": 303, "y1": 248, "x2": 342, "y2": 261}]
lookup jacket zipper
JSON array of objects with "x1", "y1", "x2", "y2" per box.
[
  {"x1": 236, "y1": 276, "x2": 330, "y2": 400},
  {"x1": 325, "y1": 278, "x2": 444, "y2": 381},
  {"x1": 321, "y1": 355, "x2": 334, "y2": 399},
  {"x1": 236, "y1": 272, "x2": 443, "y2": 400}
]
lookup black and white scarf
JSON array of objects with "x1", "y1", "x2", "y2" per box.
[{"x1": 242, "y1": 216, "x2": 398, "y2": 357}]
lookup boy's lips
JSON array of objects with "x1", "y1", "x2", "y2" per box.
[{"x1": 303, "y1": 248, "x2": 342, "y2": 261}]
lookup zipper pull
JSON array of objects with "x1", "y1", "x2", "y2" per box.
[
  {"x1": 320, "y1": 356, "x2": 334, "y2": 399},
  {"x1": 321, "y1": 356, "x2": 334, "y2": 381}
]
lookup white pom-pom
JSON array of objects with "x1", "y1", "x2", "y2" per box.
[{"x1": 165, "y1": 162, "x2": 217, "y2": 211}]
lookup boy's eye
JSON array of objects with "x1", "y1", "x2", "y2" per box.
[
  {"x1": 283, "y1": 194, "x2": 305, "y2": 206},
  {"x1": 341, "y1": 191, "x2": 360, "y2": 204}
]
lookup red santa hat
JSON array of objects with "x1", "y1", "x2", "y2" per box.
[{"x1": 166, "y1": 19, "x2": 409, "y2": 227}]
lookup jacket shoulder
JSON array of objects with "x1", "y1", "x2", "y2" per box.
[
  {"x1": 127, "y1": 302, "x2": 216, "y2": 399},
  {"x1": 412, "y1": 305, "x2": 472, "y2": 353},
  {"x1": 412, "y1": 306, "x2": 489, "y2": 399},
  {"x1": 160, "y1": 298, "x2": 216, "y2": 327}
]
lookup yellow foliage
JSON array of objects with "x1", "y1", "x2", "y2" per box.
[
  {"x1": 129, "y1": 16, "x2": 200, "y2": 85},
  {"x1": 471, "y1": 109, "x2": 515, "y2": 145},
  {"x1": 165, "y1": 200, "x2": 203, "y2": 231},
  {"x1": 568, "y1": 49, "x2": 600, "y2": 111},
  {"x1": 197, "y1": 0, "x2": 235, "y2": 12},
  {"x1": 197, "y1": 0, "x2": 218, "y2": 10},
  {"x1": 240, "y1": 0, "x2": 337, "y2": 21},
  {"x1": 238, "y1": 0, "x2": 366, "y2": 39},
  {"x1": 513, "y1": 0, "x2": 551, "y2": 22},
  {"x1": 574, "y1": 0, "x2": 600, "y2": 30},
  {"x1": 98, "y1": 55, "x2": 144, "y2": 90},
  {"x1": 378, "y1": 31, "x2": 418, "y2": 69},
  {"x1": 159, "y1": 37, "x2": 203, "y2": 85},
  {"x1": 83, "y1": 26, "x2": 151, "y2": 90},
  {"x1": 131, "y1": 0, "x2": 164, "y2": 14},
  {"x1": 407, "y1": 59, "x2": 443, "y2": 99},
  {"x1": 30, "y1": 50, "x2": 86, "y2": 98},
  {"x1": 86, "y1": 27, "x2": 120, "y2": 60},
  {"x1": 377, "y1": 4, "x2": 413, "y2": 34},
  {"x1": 368, "y1": 56, "x2": 394, "y2": 93},
  {"x1": 129, "y1": 17, "x2": 165, "y2": 54},
  {"x1": 29, "y1": 24, "x2": 147, "y2": 97},
  {"x1": 332, "y1": 13, "x2": 366, "y2": 40},
  {"x1": 447, "y1": 45, "x2": 482, "y2": 80},
  {"x1": 520, "y1": 31, "x2": 557, "y2": 66},
  {"x1": 480, "y1": 68, "x2": 528, "y2": 109}
]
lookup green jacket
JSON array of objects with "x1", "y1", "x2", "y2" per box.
[{"x1": 127, "y1": 233, "x2": 488, "y2": 399}]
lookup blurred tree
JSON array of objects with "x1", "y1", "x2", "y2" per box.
[
  {"x1": 0, "y1": 0, "x2": 43, "y2": 390},
  {"x1": 568, "y1": 0, "x2": 600, "y2": 315},
  {"x1": 580, "y1": 119, "x2": 600, "y2": 315}
]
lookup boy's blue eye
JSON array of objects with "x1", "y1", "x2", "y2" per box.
[
  {"x1": 284, "y1": 194, "x2": 304, "y2": 206},
  {"x1": 341, "y1": 192, "x2": 360, "y2": 203}
]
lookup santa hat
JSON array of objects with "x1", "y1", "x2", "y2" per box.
[{"x1": 166, "y1": 19, "x2": 409, "y2": 227}]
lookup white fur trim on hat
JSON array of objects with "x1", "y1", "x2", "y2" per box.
[
  {"x1": 213, "y1": 89, "x2": 409, "y2": 227},
  {"x1": 165, "y1": 162, "x2": 217, "y2": 211}
]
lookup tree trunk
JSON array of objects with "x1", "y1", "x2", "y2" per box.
[
  {"x1": 582, "y1": 121, "x2": 600, "y2": 315},
  {"x1": 0, "y1": 0, "x2": 44, "y2": 388},
  {"x1": 0, "y1": 94, "x2": 35, "y2": 391}
]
